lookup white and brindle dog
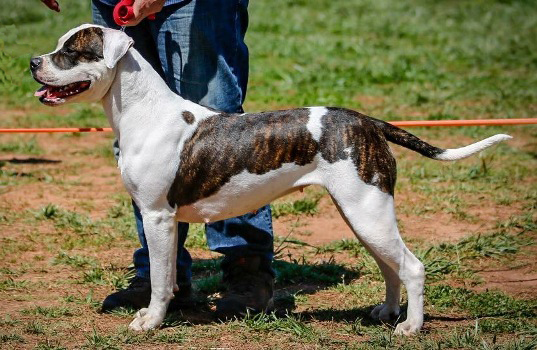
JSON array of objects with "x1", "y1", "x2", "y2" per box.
[{"x1": 31, "y1": 24, "x2": 511, "y2": 334}]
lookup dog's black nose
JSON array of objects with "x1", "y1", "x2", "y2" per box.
[{"x1": 30, "y1": 57, "x2": 42, "y2": 71}]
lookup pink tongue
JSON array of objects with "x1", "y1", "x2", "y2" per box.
[{"x1": 34, "y1": 86, "x2": 48, "y2": 97}]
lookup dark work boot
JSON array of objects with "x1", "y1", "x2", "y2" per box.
[
  {"x1": 215, "y1": 256, "x2": 274, "y2": 320},
  {"x1": 101, "y1": 276, "x2": 193, "y2": 312}
]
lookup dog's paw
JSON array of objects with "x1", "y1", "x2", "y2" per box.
[
  {"x1": 370, "y1": 303, "x2": 400, "y2": 322},
  {"x1": 393, "y1": 319, "x2": 421, "y2": 336},
  {"x1": 129, "y1": 308, "x2": 164, "y2": 331}
]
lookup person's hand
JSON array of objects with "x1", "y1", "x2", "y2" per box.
[
  {"x1": 40, "y1": 0, "x2": 60, "y2": 12},
  {"x1": 124, "y1": 0, "x2": 165, "y2": 26}
]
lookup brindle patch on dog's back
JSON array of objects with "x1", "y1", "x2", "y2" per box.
[
  {"x1": 51, "y1": 27, "x2": 104, "y2": 70},
  {"x1": 320, "y1": 107, "x2": 397, "y2": 195},
  {"x1": 167, "y1": 109, "x2": 317, "y2": 207}
]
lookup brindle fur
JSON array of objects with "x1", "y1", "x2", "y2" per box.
[
  {"x1": 167, "y1": 107, "x2": 408, "y2": 207},
  {"x1": 51, "y1": 27, "x2": 104, "y2": 70},
  {"x1": 167, "y1": 108, "x2": 318, "y2": 207},
  {"x1": 182, "y1": 111, "x2": 195, "y2": 124},
  {"x1": 320, "y1": 108, "x2": 397, "y2": 195},
  {"x1": 372, "y1": 119, "x2": 444, "y2": 159}
]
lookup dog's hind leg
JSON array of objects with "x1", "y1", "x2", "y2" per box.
[
  {"x1": 129, "y1": 207, "x2": 178, "y2": 331},
  {"x1": 326, "y1": 174, "x2": 424, "y2": 335},
  {"x1": 367, "y1": 252, "x2": 402, "y2": 321},
  {"x1": 331, "y1": 198, "x2": 402, "y2": 321}
]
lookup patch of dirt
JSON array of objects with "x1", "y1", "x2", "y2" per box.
[
  {"x1": 475, "y1": 245, "x2": 537, "y2": 299},
  {"x1": 0, "y1": 105, "x2": 76, "y2": 120},
  {"x1": 274, "y1": 195, "x2": 355, "y2": 245},
  {"x1": 396, "y1": 204, "x2": 523, "y2": 243},
  {"x1": 0, "y1": 127, "x2": 535, "y2": 349}
]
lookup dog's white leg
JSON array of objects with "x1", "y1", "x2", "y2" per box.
[
  {"x1": 328, "y1": 181, "x2": 424, "y2": 336},
  {"x1": 129, "y1": 208, "x2": 178, "y2": 331},
  {"x1": 331, "y1": 198, "x2": 401, "y2": 322},
  {"x1": 391, "y1": 249, "x2": 424, "y2": 335},
  {"x1": 172, "y1": 235, "x2": 179, "y2": 293},
  {"x1": 369, "y1": 256, "x2": 401, "y2": 321}
]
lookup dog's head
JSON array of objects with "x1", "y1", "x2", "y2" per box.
[{"x1": 30, "y1": 24, "x2": 133, "y2": 106}]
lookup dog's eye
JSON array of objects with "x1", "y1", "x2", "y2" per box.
[
  {"x1": 81, "y1": 52, "x2": 98, "y2": 60},
  {"x1": 63, "y1": 47, "x2": 78, "y2": 56}
]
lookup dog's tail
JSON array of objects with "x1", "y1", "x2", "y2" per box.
[{"x1": 372, "y1": 119, "x2": 512, "y2": 161}]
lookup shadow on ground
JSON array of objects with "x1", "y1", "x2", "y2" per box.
[{"x1": 157, "y1": 257, "x2": 366, "y2": 326}]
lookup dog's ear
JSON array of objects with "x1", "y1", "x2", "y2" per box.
[{"x1": 102, "y1": 28, "x2": 134, "y2": 69}]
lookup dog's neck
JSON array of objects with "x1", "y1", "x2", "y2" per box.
[{"x1": 100, "y1": 48, "x2": 185, "y2": 138}]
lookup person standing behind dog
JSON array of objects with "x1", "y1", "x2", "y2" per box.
[{"x1": 40, "y1": 0, "x2": 275, "y2": 319}]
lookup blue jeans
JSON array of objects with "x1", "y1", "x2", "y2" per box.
[{"x1": 92, "y1": 0, "x2": 274, "y2": 285}]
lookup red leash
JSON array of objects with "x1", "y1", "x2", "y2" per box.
[{"x1": 113, "y1": 0, "x2": 156, "y2": 26}]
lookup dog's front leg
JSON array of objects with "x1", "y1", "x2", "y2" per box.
[{"x1": 129, "y1": 208, "x2": 178, "y2": 331}]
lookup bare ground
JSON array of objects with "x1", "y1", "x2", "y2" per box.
[{"x1": 0, "y1": 129, "x2": 535, "y2": 349}]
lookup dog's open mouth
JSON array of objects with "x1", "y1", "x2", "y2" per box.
[{"x1": 34, "y1": 81, "x2": 90, "y2": 105}]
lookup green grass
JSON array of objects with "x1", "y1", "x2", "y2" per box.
[
  {"x1": 24, "y1": 320, "x2": 46, "y2": 335},
  {"x1": 83, "y1": 328, "x2": 122, "y2": 350},
  {"x1": 246, "y1": 0, "x2": 537, "y2": 119},
  {"x1": 271, "y1": 190, "x2": 325, "y2": 218},
  {"x1": 184, "y1": 223, "x2": 207, "y2": 249},
  {"x1": 53, "y1": 251, "x2": 98, "y2": 268},
  {"x1": 0, "y1": 278, "x2": 29, "y2": 291},
  {"x1": 238, "y1": 312, "x2": 318, "y2": 341},
  {"x1": 274, "y1": 258, "x2": 359, "y2": 286},
  {"x1": 34, "y1": 341, "x2": 68, "y2": 350},
  {"x1": 271, "y1": 197, "x2": 320, "y2": 218},
  {"x1": 21, "y1": 306, "x2": 73, "y2": 318},
  {"x1": 0, "y1": 333, "x2": 24, "y2": 344},
  {"x1": 30, "y1": 201, "x2": 140, "y2": 250},
  {"x1": 426, "y1": 284, "x2": 537, "y2": 318},
  {"x1": 82, "y1": 266, "x2": 134, "y2": 290},
  {"x1": 63, "y1": 290, "x2": 101, "y2": 309},
  {"x1": 0, "y1": 137, "x2": 43, "y2": 155},
  {"x1": 416, "y1": 225, "x2": 534, "y2": 281},
  {"x1": 35, "y1": 204, "x2": 99, "y2": 235},
  {"x1": 478, "y1": 318, "x2": 537, "y2": 334}
]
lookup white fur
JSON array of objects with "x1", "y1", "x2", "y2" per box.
[
  {"x1": 435, "y1": 134, "x2": 512, "y2": 161},
  {"x1": 178, "y1": 158, "x2": 322, "y2": 223},
  {"x1": 34, "y1": 25, "x2": 512, "y2": 334},
  {"x1": 306, "y1": 106, "x2": 327, "y2": 142}
]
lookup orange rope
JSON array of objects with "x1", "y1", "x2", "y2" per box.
[
  {"x1": 390, "y1": 118, "x2": 536, "y2": 127},
  {"x1": 0, "y1": 118, "x2": 535, "y2": 133},
  {"x1": 0, "y1": 127, "x2": 113, "y2": 133}
]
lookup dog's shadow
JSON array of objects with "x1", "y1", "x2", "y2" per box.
[
  {"x1": 161, "y1": 258, "x2": 385, "y2": 327},
  {"x1": 0, "y1": 157, "x2": 62, "y2": 164},
  {"x1": 106, "y1": 255, "x2": 470, "y2": 330}
]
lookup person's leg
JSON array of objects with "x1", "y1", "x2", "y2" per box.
[
  {"x1": 151, "y1": 0, "x2": 275, "y2": 316},
  {"x1": 92, "y1": 0, "x2": 193, "y2": 311}
]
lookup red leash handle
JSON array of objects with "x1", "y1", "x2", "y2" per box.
[{"x1": 113, "y1": 0, "x2": 156, "y2": 26}]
